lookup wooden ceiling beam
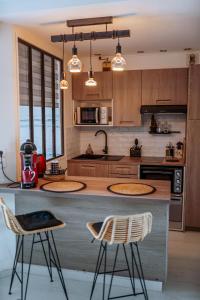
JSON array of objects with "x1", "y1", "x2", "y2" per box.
[
  {"x1": 66, "y1": 16, "x2": 113, "y2": 27},
  {"x1": 51, "y1": 30, "x2": 130, "y2": 43}
]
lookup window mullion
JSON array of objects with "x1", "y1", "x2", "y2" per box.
[
  {"x1": 52, "y1": 58, "x2": 56, "y2": 158},
  {"x1": 41, "y1": 53, "x2": 46, "y2": 157},
  {"x1": 28, "y1": 46, "x2": 34, "y2": 142},
  {"x1": 61, "y1": 60, "x2": 65, "y2": 156}
]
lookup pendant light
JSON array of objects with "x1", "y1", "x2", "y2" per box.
[
  {"x1": 60, "y1": 38, "x2": 69, "y2": 90},
  {"x1": 85, "y1": 39, "x2": 97, "y2": 87},
  {"x1": 67, "y1": 28, "x2": 82, "y2": 73},
  {"x1": 111, "y1": 36, "x2": 126, "y2": 71}
]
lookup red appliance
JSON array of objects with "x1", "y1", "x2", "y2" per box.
[
  {"x1": 36, "y1": 154, "x2": 46, "y2": 178},
  {"x1": 20, "y1": 139, "x2": 38, "y2": 189}
]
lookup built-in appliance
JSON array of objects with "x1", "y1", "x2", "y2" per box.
[
  {"x1": 20, "y1": 139, "x2": 38, "y2": 189},
  {"x1": 100, "y1": 107, "x2": 109, "y2": 125},
  {"x1": 140, "y1": 105, "x2": 187, "y2": 114},
  {"x1": 77, "y1": 107, "x2": 99, "y2": 124},
  {"x1": 140, "y1": 165, "x2": 184, "y2": 231}
]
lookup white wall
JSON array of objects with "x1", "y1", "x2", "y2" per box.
[{"x1": 0, "y1": 24, "x2": 17, "y2": 183}]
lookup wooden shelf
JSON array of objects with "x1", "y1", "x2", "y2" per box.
[
  {"x1": 149, "y1": 131, "x2": 181, "y2": 135},
  {"x1": 74, "y1": 124, "x2": 113, "y2": 127}
]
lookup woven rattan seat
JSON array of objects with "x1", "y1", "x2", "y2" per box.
[
  {"x1": 87, "y1": 212, "x2": 152, "y2": 245},
  {"x1": 87, "y1": 212, "x2": 152, "y2": 300}
]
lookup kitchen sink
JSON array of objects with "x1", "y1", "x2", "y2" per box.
[
  {"x1": 72, "y1": 154, "x2": 124, "y2": 161},
  {"x1": 101, "y1": 155, "x2": 124, "y2": 161}
]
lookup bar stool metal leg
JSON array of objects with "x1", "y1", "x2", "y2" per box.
[
  {"x1": 90, "y1": 241, "x2": 105, "y2": 300},
  {"x1": 130, "y1": 243, "x2": 149, "y2": 300},
  {"x1": 24, "y1": 234, "x2": 35, "y2": 300},
  {"x1": 9, "y1": 235, "x2": 21, "y2": 295},
  {"x1": 39, "y1": 233, "x2": 53, "y2": 282},
  {"x1": 46, "y1": 231, "x2": 69, "y2": 300}
]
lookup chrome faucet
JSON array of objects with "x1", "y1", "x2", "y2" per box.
[{"x1": 95, "y1": 130, "x2": 108, "y2": 154}]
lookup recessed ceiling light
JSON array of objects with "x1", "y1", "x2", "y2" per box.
[{"x1": 160, "y1": 49, "x2": 167, "y2": 52}]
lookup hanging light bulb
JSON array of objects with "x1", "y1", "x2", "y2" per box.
[
  {"x1": 60, "y1": 72, "x2": 69, "y2": 90},
  {"x1": 68, "y1": 28, "x2": 82, "y2": 73},
  {"x1": 85, "y1": 38, "x2": 97, "y2": 87},
  {"x1": 85, "y1": 70, "x2": 97, "y2": 87},
  {"x1": 111, "y1": 37, "x2": 126, "y2": 71},
  {"x1": 60, "y1": 37, "x2": 69, "y2": 90}
]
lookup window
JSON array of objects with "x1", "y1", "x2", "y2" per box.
[{"x1": 18, "y1": 39, "x2": 64, "y2": 160}]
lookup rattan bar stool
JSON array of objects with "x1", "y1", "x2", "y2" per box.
[
  {"x1": 0, "y1": 197, "x2": 69, "y2": 300},
  {"x1": 87, "y1": 212, "x2": 152, "y2": 300}
]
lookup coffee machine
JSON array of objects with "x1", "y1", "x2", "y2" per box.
[{"x1": 20, "y1": 139, "x2": 38, "y2": 189}]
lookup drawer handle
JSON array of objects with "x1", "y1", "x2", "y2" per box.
[
  {"x1": 86, "y1": 92, "x2": 100, "y2": 96},
  {"x1": 156, "y1": 99, "x2": 171, "y2": 102},
  {"x1": 120, "y1": 121, "x2": 134, "y2": 124}
]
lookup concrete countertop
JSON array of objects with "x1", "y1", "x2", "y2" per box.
[
  {"x1": 68, "y1": 156, "x2": 185, "y2": 166},
  {"x1": 0, "y1": 176, "x2": 171, "y2": 203}
]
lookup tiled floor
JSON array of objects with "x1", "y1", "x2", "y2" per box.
[{"x1": 0, "y1": 231, "x2": 200, "y2": 300}]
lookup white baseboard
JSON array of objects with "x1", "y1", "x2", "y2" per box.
[{"x1": 0, "y1": 265, "x2": 163, "y2": 292}]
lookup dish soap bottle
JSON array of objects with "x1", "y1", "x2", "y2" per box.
[{"x1": 86, "y1": 144, "x2": 94, "y2": 155}]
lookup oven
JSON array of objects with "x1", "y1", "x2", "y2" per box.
[
  {"x1": 140, "y1": 165, "x2": 184, "y2": 231},
  {"x1": 77, "y1": 107, "x2": 99, "y2": 124}
]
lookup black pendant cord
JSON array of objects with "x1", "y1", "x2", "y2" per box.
[{"x1": 62, "y1": 37, "x2": 65, "y2": 79}]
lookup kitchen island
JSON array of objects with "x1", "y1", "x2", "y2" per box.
[{"x1": 0, "y1": 176, "x2": 170, "y2": 285}]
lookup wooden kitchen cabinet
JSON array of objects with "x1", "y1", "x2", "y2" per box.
[
  {"x1": 188, "y1": 65, "x2": 200, "y2": 120},
  {"x1": 113, "y1": 70, "x2": 142, "y2": 126},
  {"x1": 67, "y1": 161, "x2": 139, "y2": 179},
  {"x1": 185, "y1": 64, "x2": 200, "y2": 229},
  {"x1": 67, "y1": 161, "x2": 109, "y2": 177},
  {"x1": 109, "y1": 164, "x2": 139, "y2": 179},
  {"x1": 185, "y1": 121, "x2": 200, "y2": 228},
  {"x1": 142, "y1": 68, "x2": 188, "y2": 105},
  {"x1": 72, "y1": 72, "x2": 113, "y2": 100}
]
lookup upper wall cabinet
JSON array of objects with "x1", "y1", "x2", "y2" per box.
[
  {"x1": 142, "y1": 68, "x2": 188, "y2": 106},
  {"x1": 188, "y1": 65, "x2": 200, "y2": 120},
  {"x1": 72, "y1": 71, "x2": 113, "y2": 100},
  {"x1": 113, "y1": 70, "x2": 142, "y2": 126}
]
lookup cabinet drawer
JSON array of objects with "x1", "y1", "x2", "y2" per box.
[{"x1": 109, "y1": 164, "x2": 138, "y2": 177}]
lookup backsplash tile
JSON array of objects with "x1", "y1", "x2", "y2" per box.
[
  {"x1": 79, "y1": 114, "x2": 186, "y2": 157},
  {"x1": 66, "y1": 127, "x2": 80, "y2": 159}
]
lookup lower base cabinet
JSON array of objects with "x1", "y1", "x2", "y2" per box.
[
  {"x1": 67, "y1": 162, "x2": 108, "y2": 177},
  {"x1": 67, "y1": 161, "x2": 139, "y2": 179}
]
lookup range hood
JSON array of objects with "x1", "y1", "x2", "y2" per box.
[{"x1": 140, "y1": 105, "x2": 187, "y2": 114}]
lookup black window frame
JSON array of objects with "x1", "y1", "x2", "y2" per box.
[{"x1": 18, "y1": 38, "x2": 64, "y2": 161}]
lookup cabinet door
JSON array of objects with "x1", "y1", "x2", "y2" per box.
[
  {"x1": 188, "y1": 65, "x2": 200, "y2": 120},
  {"x1": 158, "y1": 68, "x2": 188, "y2": 105},
  {"x1": 72, "y1": 72, "x2": 112, "y2": 100},
  {"x1": 185, "y1": 121, "x2": 200, "y2": 228},
  {"x1": 109, "y1": 164, "x2": 139, "y2": 178},
  {"x1": 142, "y1": 70, "x2": 160, "y2": 105},
  {"x1": 68, "y1": 162, "x2": 108, "y2": 177},
  {"x1": 142, "y1": 68, "x2": 188, "y2": 105},
  {"x1": 113, "y1": 70, "x2": 142, "y2": 126}
]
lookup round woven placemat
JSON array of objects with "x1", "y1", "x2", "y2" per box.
[
  {"x1": 40, "y1": 180, "x2": 86, "y2": 193},
  {"x1": 107, "y1": 182, "x2": 156, "y2": 196}
]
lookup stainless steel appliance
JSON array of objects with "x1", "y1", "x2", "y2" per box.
[
  {"x1": 77, "y1": 107, "x2": 99, "y2": 124},
  {"x1": 140, "y1": 165, "x2": 184, "y2": 230},
  {"x1": 100, "y1": 107, "x2": 108, "y2": 125}
]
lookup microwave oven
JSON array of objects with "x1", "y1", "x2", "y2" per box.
[
  {"x1": 76, "y1": 107, "x2": 109, "y2": 125},
  {"x1": 77, "y1": 107, "x2": 99, "y2": 124}
]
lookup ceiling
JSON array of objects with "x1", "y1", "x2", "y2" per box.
[{"x1": 0, "y1": 0, "x2": 200, "y2": 55}]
